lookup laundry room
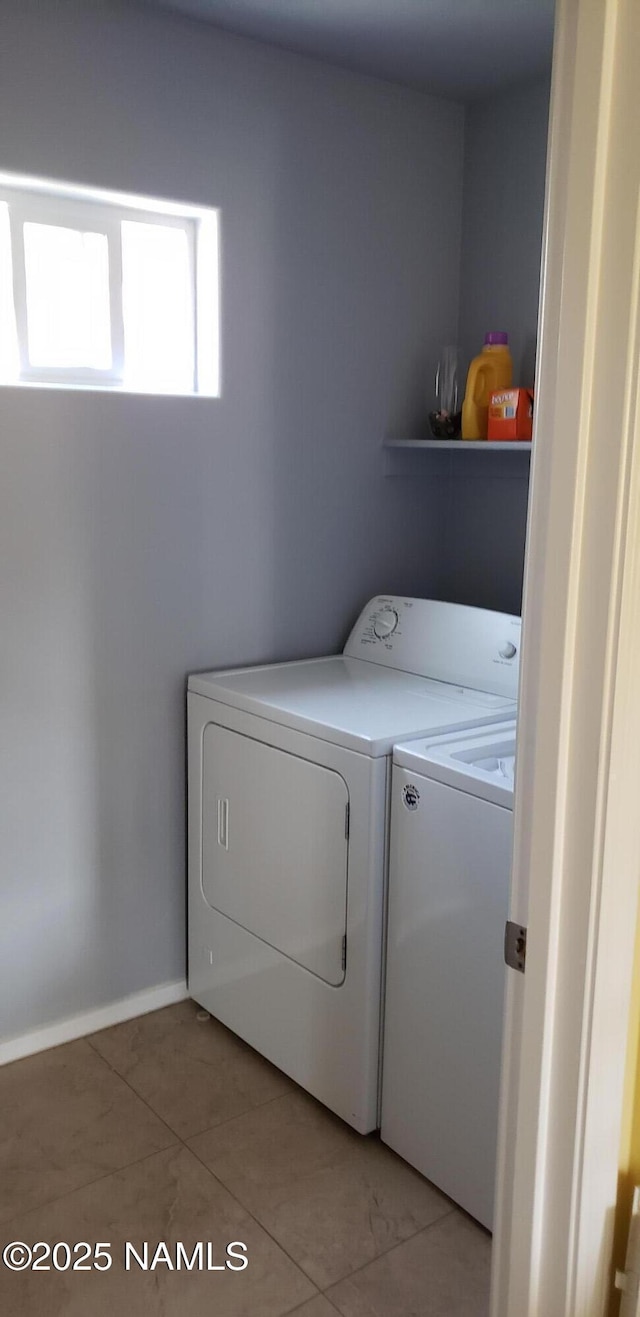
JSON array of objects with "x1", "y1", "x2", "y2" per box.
[
  {"x1": 0, "y1": 0, "x2": 550, "y2": 1022},
  {"x1": 3, "y1": 1, "x2": 639, "y2": 1314}
]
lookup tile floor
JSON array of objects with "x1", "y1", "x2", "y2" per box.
[{"x1": 0, "y1": 1001, "x2": 491, "y2": 1315}]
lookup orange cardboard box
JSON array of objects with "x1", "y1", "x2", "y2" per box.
[{"x1": 487, "y1": 387, "x2": 534, "y2": 441}]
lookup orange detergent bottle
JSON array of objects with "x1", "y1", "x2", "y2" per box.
[{"x1": 461, "y1": 332, "x2": 513, "y2": 440}]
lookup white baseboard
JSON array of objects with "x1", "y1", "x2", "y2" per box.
[{"x1": 0, "y1": 978, "x2": 189, "y2": 1067}]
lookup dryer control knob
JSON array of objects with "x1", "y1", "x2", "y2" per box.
[
  {"x1": 499, "y1": 641, "x2": 517, "y2": 660},
  {"x1": 373, "y1": 609, "x2": 399, "y2": 639}
]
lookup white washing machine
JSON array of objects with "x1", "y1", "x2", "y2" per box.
[
  {"x1": 187, "y1": 596, "x2": 520, "y2": 1134},
  {"x1": 381, "y1": 720, "x2": 517, "y2": 1228}
]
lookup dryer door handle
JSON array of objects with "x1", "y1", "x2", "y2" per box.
[{"x1": 217, "y1": 797, "x2": 229, "y2": 850}]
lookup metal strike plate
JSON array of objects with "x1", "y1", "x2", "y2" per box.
[{"x1": 504, "y1": 921, "x2": 527, "y2": 973}]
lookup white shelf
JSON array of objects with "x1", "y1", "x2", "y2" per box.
[{"x1": 384, "y1": 438, "x2": 532, "y2": 452}]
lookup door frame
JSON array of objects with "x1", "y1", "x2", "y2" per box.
[{"x1": 491, "y1": 0, "x2": 640, "y2": 1311}]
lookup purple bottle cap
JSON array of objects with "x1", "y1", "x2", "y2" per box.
[{"x1": 484, "y1": 331, "x2": 509, "y2": 345}]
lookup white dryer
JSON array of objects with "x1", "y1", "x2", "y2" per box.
[
  {"x1": 187, "y1": 596, "x2": 520, "y2": 1134},
  {"x1": 381, "y1": 721, "x2": 517, "y2": 1228}
]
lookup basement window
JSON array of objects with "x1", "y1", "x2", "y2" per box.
[{"x1": 0, "y1": 173, "x2": 219, "y2": 396}]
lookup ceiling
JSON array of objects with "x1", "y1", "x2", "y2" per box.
[{"x1": 140, "y1": 0, "x2": 555, "y2": 101}]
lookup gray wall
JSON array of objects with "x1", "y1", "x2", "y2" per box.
[
  {"x1": 459, "y1": 77, "x2": 551, "y2": 389},
  {"x1": 0, "y1": 0, "x2": 463, "y2": 1040},
  {"x1": 440, "y1": 77, "x2": 550, "y2": 615}
]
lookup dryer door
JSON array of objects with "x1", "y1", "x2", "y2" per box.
[{"x1": 201, "y1": 723, "x2": 349, "y2": 986}]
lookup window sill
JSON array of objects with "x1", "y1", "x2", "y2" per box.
[{"x1": 0, "y1": 380, "x2": 219, "y2": 399}]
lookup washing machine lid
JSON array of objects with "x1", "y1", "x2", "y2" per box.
[
  {"x1": 188, "y1": 656, "x2": 516, "y2": 757},
  {"x1": 393, "y1": 720, "x2": 517, "y2": 806}
]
